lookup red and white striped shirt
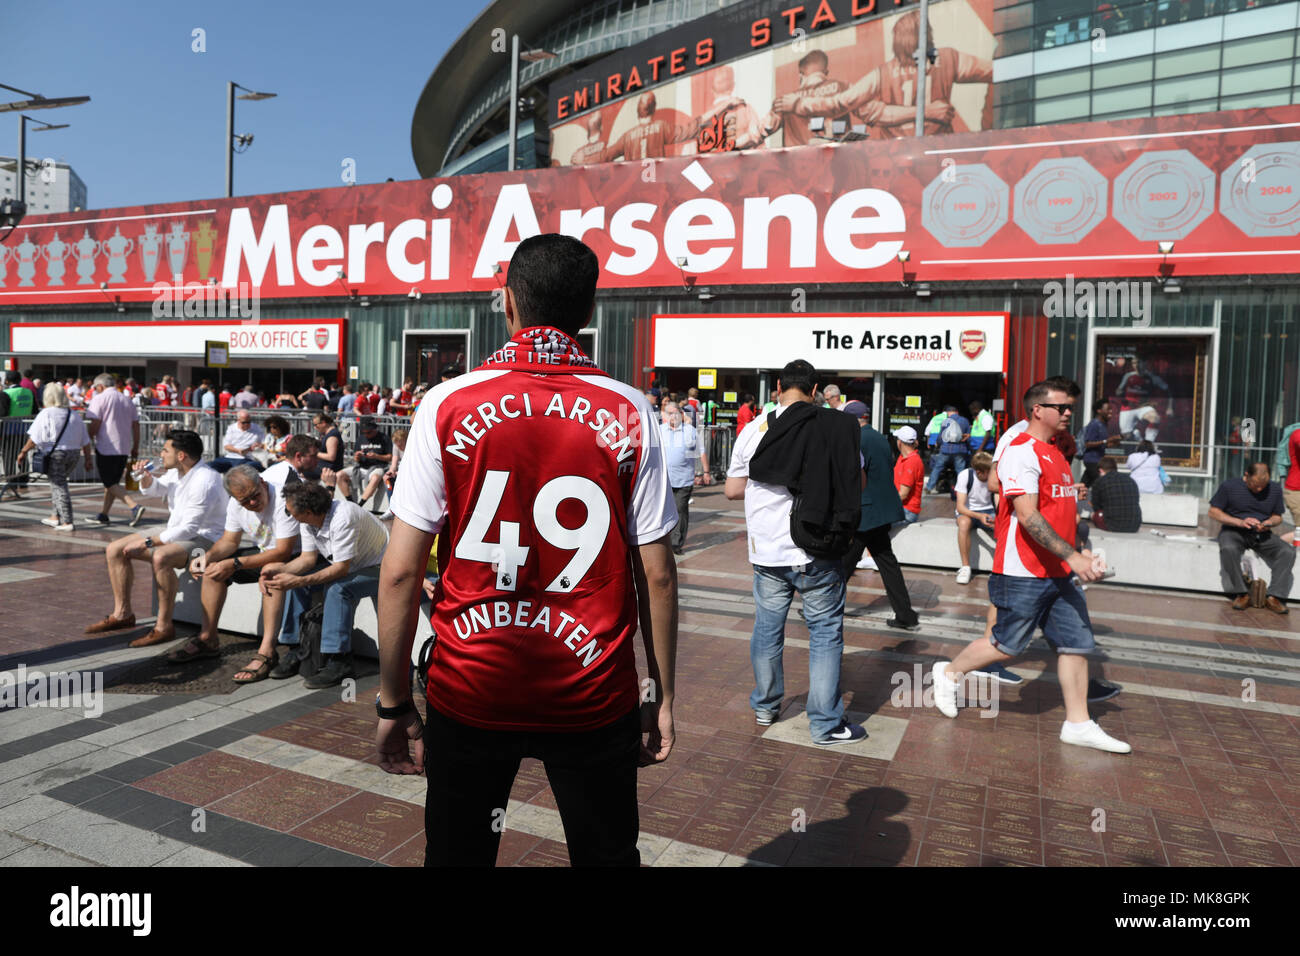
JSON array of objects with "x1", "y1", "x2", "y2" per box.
[{"x1": 993, "y1": 432, "x2": 1077, "y2": 578}]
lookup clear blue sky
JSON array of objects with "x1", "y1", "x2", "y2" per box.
[{"x1": 5, "y1": 0, "x2": 485, "y2": 209}]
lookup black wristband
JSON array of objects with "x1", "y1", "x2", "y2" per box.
[{"x1": 375, "y1": 696, "x2": 414, "y2": 720}]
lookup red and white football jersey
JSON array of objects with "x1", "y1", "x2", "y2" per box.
[
  {"x1": 391, "y1": 344, "x2": 677, "y2": 732},
  {"x1": 993, "y1": 432, "x2": 1077, "y2": 578}
]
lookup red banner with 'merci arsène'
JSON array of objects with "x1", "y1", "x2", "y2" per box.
[{"x1": 3, "y1": 105, "x2": 1300, "y2": 306}]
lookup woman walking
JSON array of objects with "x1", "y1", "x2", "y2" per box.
[{"x1": 19, "y1": 382, "x2": 92, "y2": 531}]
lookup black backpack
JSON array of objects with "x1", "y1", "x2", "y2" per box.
[
  {"x1": 789, "y1": 490, "x2": 856, "y2": 559},
  {"x1": 295, "y1": 604, "x2": 326, "y2": 677}
]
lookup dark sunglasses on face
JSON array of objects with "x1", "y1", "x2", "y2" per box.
[{"x1": 1036, "y1": 402, "x2": 1075, "y2": 415}]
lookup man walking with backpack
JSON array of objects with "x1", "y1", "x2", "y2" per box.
[
  {"x1": 925, "y1": 405, "x2": 970, "y2": 493},
  {"x1": 726, "y1": 359, "x2": 866, "y2": 745}
]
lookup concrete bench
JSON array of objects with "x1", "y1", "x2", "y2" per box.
[
  {"x1": 888, "y1": 517, "x2": 1300, "y2": 600},
  {"x1": 172, "y1": 573, "x2": 433, "y2": 663},
  {"x1": 1137, "y1": 492, "x2": 1200, "y2": 527}
]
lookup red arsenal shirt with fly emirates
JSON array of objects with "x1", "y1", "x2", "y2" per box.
[
  {"x1": 993, "y1": 432, "x2": 1078, "y2": 578},
  {"x1": 390, "y1": 327, "x2": 677, "y2": 731}
]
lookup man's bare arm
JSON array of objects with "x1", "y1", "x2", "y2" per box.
[
  {"x1": 724, "y1": 476, "x2": 747, "y2": 500},
  {"x1": 631, "y1": 535, "x2": 678, "y2": 764},
  {"x1": 1011, "y1": 493, "x2": 1074, "y2": 559}
]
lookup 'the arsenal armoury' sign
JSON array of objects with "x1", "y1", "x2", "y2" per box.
[{"x1": 5, "y1": 106, "x2": 1300, "y2": 307}]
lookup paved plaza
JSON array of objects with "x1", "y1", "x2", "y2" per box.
[{"x1": 1, "y1": 484, "x2": 1297, "y2": 867}]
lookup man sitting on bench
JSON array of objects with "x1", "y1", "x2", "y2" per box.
[{"x1": 171, "y1": 464, "x2": 300, "y2": 682}]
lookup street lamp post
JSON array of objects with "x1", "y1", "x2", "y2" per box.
[
  {"x1": 506, "y1": 40, "x2": 557, "y2": 171},
  {"x1": 0, "y1": 83, "x2": 89, "y2": 222},
  {"x1": 225, "y1": 81, "x2": 276, "y2": 198},
  {"x1": 14, "y1": 116, "x2": 70, "y2": 206}
]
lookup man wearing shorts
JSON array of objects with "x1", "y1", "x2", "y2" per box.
[
  {"x1": 85, "y1": 430, "x2": 228, "y2": 648},
  {"x1": 84, "y1": 372, "x2": 145, "y2": 526},
  {"x1": 931, "y1": 381, "x2": 1130, "y2": 754}
]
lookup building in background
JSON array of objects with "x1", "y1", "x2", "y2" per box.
[
  {"x1": 1, "y1": 157, "x2": 88, "y2": 214},
  {"x1": 2, "y1": 0, "x2": 1298, "y2": 498}
]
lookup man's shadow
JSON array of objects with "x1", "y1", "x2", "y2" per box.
[{"x1": 744, "y1": 787, "x2": 911, "y2": 866}]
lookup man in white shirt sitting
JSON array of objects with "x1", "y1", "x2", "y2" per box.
[
  {"x1": 261, "y1": 481, "x2": 389, "y2": 687},
  {"x1": 262, "y1": 434, "x2": 321, "y2": 488},
  {"x1": 170, "y1": 464, "x2": 301, "y2": 683},
  {"x1": 85, "y1": 429, "x2": 228, "y2": 647},
  {"x1": 954, "y1": 450, "x2": 996, "y2": 585},
  {"x1": 216, "y1": 410, "x2": 265, "y2": 473}
]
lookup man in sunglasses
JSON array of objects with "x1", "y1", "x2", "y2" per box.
[
  {"x1": 931, "y1": 379, "x2": 1130, "y2": 753},
  {"x1": 171, "y1": 464, "x2": 300, "y2": 683}
]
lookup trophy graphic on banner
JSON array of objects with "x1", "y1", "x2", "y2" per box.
[
  {"x1": 104, "y1": 226, "x2": 134, "y2": 283},
  {"x1": 0, "y1": 245, "x2": 10, "y2": 288},
  {"x1": 195, "y1": 219, "x2": 218, "y2": 280},
  {"x1": 139, "y1": 223, "x2": 163, "y2": 282},
  {"x1": 165, "y1": 221, "x2": 190, "y2": 277},
  {"x1": 44, "y1": 231, "x2": 72, "y2": 286},
  {"x1": 15, "y1": 234, "x2": 42, "y2": 287},
  {"x1": 73, "y1": 228, "x2": 100, "y2": 285}
]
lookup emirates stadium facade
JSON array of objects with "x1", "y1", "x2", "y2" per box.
[{"x1": 3, "y1": 0, "x2": 1300, "y2": 493}]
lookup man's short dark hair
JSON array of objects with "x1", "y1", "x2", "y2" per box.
[
  {"x1": 506, "y1": 234, "x2": 599, "y2": 337},
  {"x1": 1024, "y1": 377, "x2": 1077, "y2": 411},
  {"x1": 1093, "y1": 398, "x2": 1110, "y2": 415},
  {"x1": 3, "y1": 370, "x2": 19, "y2": 386},
  {"x1": 166, "y1": 429, "x2": 204, "y2": 463},
  {"x1": 283, "y1": 434, "x2": 319, "y2": 459},
  {"x1": 778, "y1": 360, "x2": 817, "y2": 397},
  {"x1": 1099, "y1": 456, "x2": 1118, "y2": 472},
  {"x1": 1246, "y1": 461, "x2": 1270, "y2": 479},
  {"x1": 285, "y1": 481, "x2": 333, "y2": 517}
]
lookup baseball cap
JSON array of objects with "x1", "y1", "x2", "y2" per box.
[
  {"x1": 944, "y1": 404, "x2": 958, "y2": 412},
  {"x1": 842, "y1": 400, "x2": 868, "y2": 417},
  {"x1": 892, "y1": 425, "x2": 919, "y2": 444}
]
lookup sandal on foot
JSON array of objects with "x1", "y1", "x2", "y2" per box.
[
  {"x1": 165, "y1": 638, "x2": 220, "y2": 663},
  {"x1": 232, "y1": 652, "x2": 278, "y2": 684}
]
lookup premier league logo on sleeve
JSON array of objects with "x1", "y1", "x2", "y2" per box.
[{"x1": 960, "y1": 330, "x2": 987, "y2": 360}]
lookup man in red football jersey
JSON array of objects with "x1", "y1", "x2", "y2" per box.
[
  {"x1": 375, "y1": 234, "x2": 680, "y2": 866},
  {"x1": 569, "y1": 112, "x2": 609, "y2": 166},
  {"x1": 931, "y1": 379, "x2": 1131, "y2": 754},
  {"x1": 389, "y1": 377, "x2": 416, "y2": 416}
]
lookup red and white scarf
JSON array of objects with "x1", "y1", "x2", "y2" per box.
[{"x1": 478, "y1": 326, "x2": 604, "y2": 375}]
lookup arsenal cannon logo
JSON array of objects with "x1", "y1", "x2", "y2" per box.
[
  {"x1": 314, "y1": 327, "x2": 330, "y2": 350},
  {"x1": 960, "y1": 330, "x2": 987, "y2": 360}
]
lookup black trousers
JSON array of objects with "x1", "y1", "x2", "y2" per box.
[
  {"x1": 671, "y1": 485, "x2": 692, "y2": 548},
  {"x1": 841, "y1": 523, "x2": 918, "y2": 627},
  {"x1": 423, "y1": 704, "x2": 641, "y2": 867},
  {"x1": 1218, "y1": 528, "x2": 1296, "y2": 599}
]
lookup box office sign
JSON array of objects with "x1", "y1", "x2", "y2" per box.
[
  {"x1": 653, "y1": 313, "x2": 1007, "y2": 372},
  {"x1": 10, "y1": 320, "x2": 343, "y2": 359},
  {"x1": 6, "y1": 106, "x2": 1300, "y2": 307}
]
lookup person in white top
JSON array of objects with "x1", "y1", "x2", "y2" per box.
[
  {"x1": 725, "y1": 359, "x2": 868, "y2": 746},
  {"x1": 171, "y1": 464, "x2": 300, "y2": 682},
  {"x1": 953, "y1": 450, "x2": 995, "y2": 585},
  {"x1": 18, "y1": 382, "x2": 92, "y2": 530},
  {"x1": 84, "y1": 429, "x2": 228, "y2": 648},
  {"x1": 1125, "y1": 440, "x2": 1165, "y2": 495},
  {"x1": 261, "y1": 482, "x2": 390, "y2": 688},
  {"x1": 219, "y1": 410, "x2": 266, "y2": 469}
]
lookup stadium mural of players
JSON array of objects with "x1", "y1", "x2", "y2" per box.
[
  {"x1": 1093, "y1": 334, "x2": 1212, "y2": 469},
  {"x1": 549, "y1": 0, "x2": 994, "y2": 164}
]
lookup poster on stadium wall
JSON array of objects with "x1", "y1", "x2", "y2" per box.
[
  {"x1": 1088, "y1": 330, "x2": 1214, "y2": 471},
  {"x1": 550, "y1": 0, "x2": 994, "y2": 166},
  {"x1": 6, "y1": 106, "x2": 1300, "y2": 306}
]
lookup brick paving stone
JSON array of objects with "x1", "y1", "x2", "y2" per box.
[
  {"x1": 209, "y1": 770, "x2": 359, "y2": 831},
  {"x1": 290, "y1": 792, "x2": 423, "y2": 861},
  {"x1": 135, "y1": 751, "x2": 276, "y2": 806}
]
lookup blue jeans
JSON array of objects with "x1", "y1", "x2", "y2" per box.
[
  {"x1": 279, "y1": 566, "x2": 381, "y2": 654},
  {"x1": 750, "y1": 560, "x2": 847, "y2": 740},
  {"x1": 926, "y1": 451, "x2": 968, "y2": 490},
  {"x1": 988, "y1": 573, "x2": 1096, "y2": 656}
]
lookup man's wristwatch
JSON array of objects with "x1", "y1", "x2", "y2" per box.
[
  {"x1": 232, "y1": 556, "x2": 243, "y2": 571},
  {"x1": 143, "y1": 537, "x2": 155, "y2": 549},
  {"x1": 375, "y1": 696, "x2": 414, "y2": 720}
]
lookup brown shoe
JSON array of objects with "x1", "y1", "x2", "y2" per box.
[
  {"x1": 85, "y1": 614, "x2": 137, "y2": 634},
  {"x1": 1265, "y1": 596, "x2": 1289, "y2": 615},
  {"x1": 1230, "y1": 595, "x2": 1251, "y2": 611},
  {"x1": 129, "y1": 628, "x2": 177, "y2": 648}
]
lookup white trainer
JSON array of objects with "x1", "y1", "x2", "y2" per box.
[
  {"x1": 932, "y1": 661, "x2": 959, "y2": 718},
  {"x1": 955, "y1": 566, "x2": 972, "y2": 585},
  {"x1": 54, "y1": 523, "x2": 75, "y2": 532},
  {"x1": 41, "y1": 517, "x2": 60, "y2": 527},
  {"x1": 856, "y1": 555, "x2": 878, "y2": 570},
  {"x1": 1060, "y1": 720, "x2": 1131, "y2": 754}
]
